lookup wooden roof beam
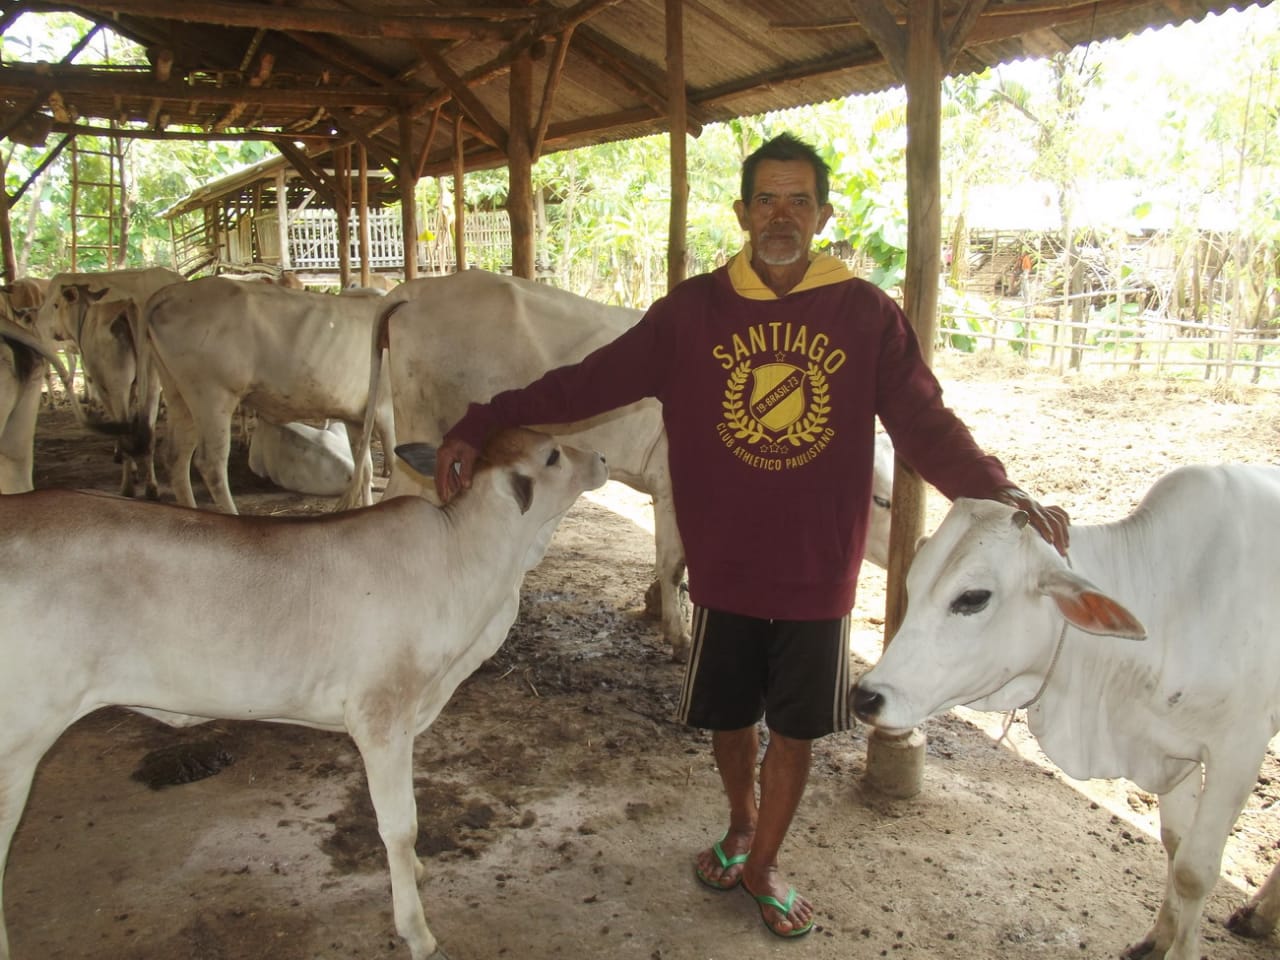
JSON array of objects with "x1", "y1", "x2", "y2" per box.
[
  {"x1": 283, "y1": 32, "x2": 401, "y2": 88},
  {"x1": 0, "y1": 64, "x2": 428, "y2": 109},
  {"x1": 850, "y1": 0, "x2": 906, "y2": 80},
  {"x1": 414, "y1": 43, "x2": 507, "y2": 152},
  {"x1": 327, "y1": 111, "x2": 399, "y2": 173},
  {"x1": 51, "y1": 120, "x2": 336, "y2": 141},
  {"x1": 275, "y1": 141, "x2": 341, "y2": 207},
  {"x1": 40, "y1": 0, "x2": 535, "y2": 41},
  {"x1": 532, "y1": 25, "x2": 575, "y2": 161},
  {"x1": 572, "y1": 29, "x2": 704, "y2": 135}
]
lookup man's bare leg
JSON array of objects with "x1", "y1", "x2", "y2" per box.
[
  {"x1": 694, "y1": 726, "x2": 759, "y2": 888},
  {"x1": 741, "y1": 729, "x2": 814, "y2": 935}
]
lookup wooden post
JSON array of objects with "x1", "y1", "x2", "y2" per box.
[
  {"x1": 666, "y1": 0, "x2": 687, "y2": 290},
  {"x1": 452, "y1": 112, "x2": 466, "y2": 272},
  {"x1": 0, "y1": 188, "x2": 15, "y2": 283},
  {"x1": 336, "y1": 145, "x2": 352, "y2": 288},
  {"x1": 508, "y1": 50, "x2": 535, "y2": 279},
  {"x1": 864, "y1": 0, "x2": 945, "y2": 801},
  {"x1": 275, "y1": 169, "x2": 291, "y2": 274},
  {"x1": 399, "y1": 112, "x2": 420, "y2": 281},
  {"x1": 358, "y1": 144, "x2": 371, "y2": 287}
]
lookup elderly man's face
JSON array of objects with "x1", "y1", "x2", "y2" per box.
[{"x1": 734, "y1": 159, "x2": 833, "y2": 268}]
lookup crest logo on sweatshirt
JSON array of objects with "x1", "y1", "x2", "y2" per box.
[{"x1": 714, "y1": 323, "x2": 845, "y2": 470}]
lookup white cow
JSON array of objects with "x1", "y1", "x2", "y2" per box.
[
  {"x1": 0, "y1": 426, "x2": 607, "y2": 960},
  {"x1": 34, "y1": 267, "x2": 183, "y2": 344},
  {"x1": 57, "y1": 288, "x2": 160, "y2": 498},
  {"x1": 248, "y1": 417, "x2": 355, "y2": 496},
  {"x1": 345, "y1": 270, "x2": 894, "y2": 662},
  {"x1": 126, "y1": 276, "x2": 395, "y2": 513},
  {"x1": 0, "y1": 318, "x2": 81, "y2": 493},
  {"x1": 36, "y1": 268, "x2": 183, "y2": 493},
  {"x1": 852, "y1": 464, "x2": 1280, "y2": 960}
]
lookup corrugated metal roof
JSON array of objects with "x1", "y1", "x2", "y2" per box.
[{"x1": 2, "y1": 2, "x2": 1269, "y2": 180}]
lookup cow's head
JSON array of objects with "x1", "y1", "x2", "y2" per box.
[{"x1": 852, "y1": 498, "x2": 1144, "y2": 734}]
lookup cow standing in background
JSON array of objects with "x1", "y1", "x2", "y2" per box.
[
  {"x1": 121, "y1": 276, "x2": 395, "y2": 512},
  {"x1": 36, "y1": 267, "x2": 184, "y2": 496},
  {"x1": 58, "y1": 288, "x2": 159, "y2": 498},
  {"x1": 853, "y1": 464, "x2": 1280, "y2": 960},
  {"x1": 346, "y1": 270, "x2": 895, "y2": 662}
]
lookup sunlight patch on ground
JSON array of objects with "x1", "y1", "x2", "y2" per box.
[{"x1": 583, "y1": 480, "x2": 654, "y2": 533}]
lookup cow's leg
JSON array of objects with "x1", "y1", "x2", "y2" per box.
[
  {"x1": 0, "y1": 378, "x2": 41, "y2": 494},
  {"x1": 162, "y1": 391, "x2": 200, "y2": 509},
  {"x1": 651, "y1": 493, "x2": 691, "y2": 662},
  {"x1": 349, "y1": 724, "x2": 436, "y2": 960},
  {"x1": 1227, "y1": 855, "x2": 1280, "y2": 939},
  {"x1": 1161, "y1": 747, "x2": 1267, "y2": 960},
  {"x1": 118, "y1": 457, "x2": 136, "y2": 498},
  {"x1": 1124, "y1": 769, "x2": 1200, "y2": 959},
  {"x1": 0, "y1": 455, "x2": 27, "y2": 496},
  {"x1": 187, "y1": 400, "x2": 239, "y2": 514},
  {"x1": 139, "y1": 371, "x2": 163, "y2": 500},
  {"x1": 0, "y1": 750, "x2": 52, "y2": 960}
]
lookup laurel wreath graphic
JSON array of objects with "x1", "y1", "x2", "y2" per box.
[{"x1": 723, "y1": 361, "x2": 830, "y2": 447}]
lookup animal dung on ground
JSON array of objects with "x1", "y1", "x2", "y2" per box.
[{"x1": 130, "y1": 740, "x2": 235, "y2": 790}]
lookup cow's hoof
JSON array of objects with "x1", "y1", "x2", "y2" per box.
[
  {"x1": 1119, "y1": 937, "x2": 1158, "y2": 959},
  {"x1": 1226, "y1": 903, "x2": 1270, "y2": 939}
]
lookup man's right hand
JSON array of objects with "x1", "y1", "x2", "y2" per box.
[{"x1": 434, "y1": 436, "x2": 479, "y2": 503}]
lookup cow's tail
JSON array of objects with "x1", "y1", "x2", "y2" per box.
[
  {"x1": 117, "y1": 299, "x2": 156, "y2": 457},
  {"x1": 0, "y1": 317, "x2": 97, "y2": 432},
  {"x1": 336, "y1": 298, "x2": 401, "y2": 511}
]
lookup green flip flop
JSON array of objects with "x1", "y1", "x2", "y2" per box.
[
  {"x1": 743, "y1": 883, "x2": 815, "y2": 939},
  {"x1": 694, "y1": 836, "x2": 748, "y2": 891}
]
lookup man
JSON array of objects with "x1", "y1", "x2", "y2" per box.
[{"x1": 435, "y1": 133, "x2": 1068, "y2": 939}]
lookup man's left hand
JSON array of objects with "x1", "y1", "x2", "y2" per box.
[{"x1": 994, "y1": 486, "x2": 1070, "y2": 556}]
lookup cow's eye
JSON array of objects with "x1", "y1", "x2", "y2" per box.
[
  {"x1": 545, "y1": 448, "x2": 561, "y2": 466},
  {"x1": 950, "y1": 589, "x2": 991, "y2": 615},
  {"x1": 873, "y1": 495, "x2": 890, "y2": 509}
]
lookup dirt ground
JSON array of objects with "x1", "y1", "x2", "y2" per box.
[{"x1": 10, "y1": 350, "x2": 1280, "y2": 960}]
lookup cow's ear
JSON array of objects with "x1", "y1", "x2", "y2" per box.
[
  {"x1": 1037, "y1": 567, "x2": 1146, "y2": 639},
  {"x1": 508, "y1": 472, "x2": 533, "y2": 514},
  {"x1": 394, "y1": 442, "x2": 438, "y2": 486}
]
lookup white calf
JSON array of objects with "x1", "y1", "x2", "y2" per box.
[
  {"x1": 248, "y1": 417, "x2": 355, "y2": 496},
  {"x1": 853, "y1": 464, "x2": 1280, "y2": 960},
  {"x1": 0, "y1": 426, "x2": 606, "y2": 960}
]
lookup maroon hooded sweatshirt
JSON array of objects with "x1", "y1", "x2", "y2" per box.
[{"x1": 445, "y1": 253, "x2": 1010, "y2": 620}]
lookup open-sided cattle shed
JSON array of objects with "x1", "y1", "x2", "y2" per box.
[{"x1": 1, "y1": 0, "x2": 1269, "y2": 795}]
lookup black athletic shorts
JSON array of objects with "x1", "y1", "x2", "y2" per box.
[{"x1": 676, "y1": 605, "x2": 853, "y2": 740}]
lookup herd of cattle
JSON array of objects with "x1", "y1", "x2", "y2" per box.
[{"x1": 0, "y1": 267, "x2": 1277, "y2": 959}]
